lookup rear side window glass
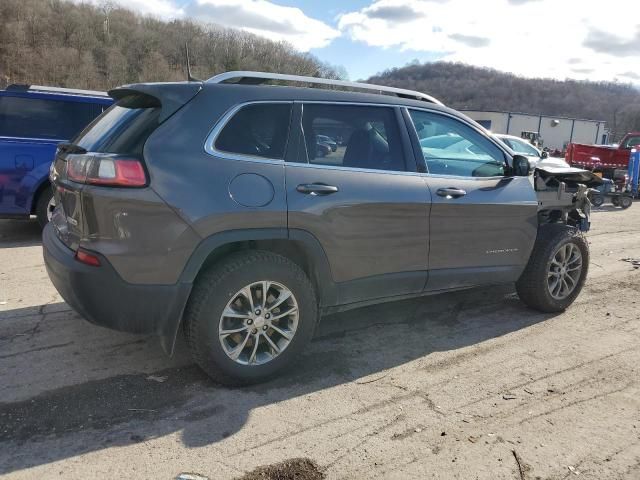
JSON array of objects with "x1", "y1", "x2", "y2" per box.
[
  {"x1": 409, "y1": 110, "x2": 505, "y2": 177},
  {"x1": 74, "y1": 94, "x2": 160, "y2": 155},
  {"x1": 301, "y1": 104, "x2": 406, "y2": 172},
  {"x1": 0, "y1": 96, "x2": 98, "y2": 140},
  {"x1": 215, "y1": 103, "x2": 292, "y2": 159}
]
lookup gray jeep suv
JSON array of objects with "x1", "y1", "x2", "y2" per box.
[{"x1": 43, "y1": 72, "x2": 600, "y2": 384}]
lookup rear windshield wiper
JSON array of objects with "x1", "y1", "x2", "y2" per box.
[{"x1": 57, "y1": 142, "x2": 87, "y2": 154}]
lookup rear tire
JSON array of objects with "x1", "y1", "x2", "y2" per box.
[
  {"x1": 35, "y1": 185, "x2": 55, "y2": 229},
  {"x1": 619, "y1": 196, "x2": 632, "y2": 209},
  {"x1": 516, "y1": 224, "x2": 589, "y2": 313},
  {"x1": 184, "y1": 250, "x2": 318, "y2": 385}
]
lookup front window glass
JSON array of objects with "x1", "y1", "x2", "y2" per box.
[{"x1": 409, "y1": 110, "x2": 505, "y2": 177}]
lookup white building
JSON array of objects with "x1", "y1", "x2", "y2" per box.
[{"x1": 461, "y1": 110, "x2": 609, "y2": 150}]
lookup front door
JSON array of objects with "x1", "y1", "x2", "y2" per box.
[
  {"x1": 405, "y1": 108, "x2": 539, "y2": 291},
  {"x1": 285, "y1": 103, "x2": 431, "y2": 306}
]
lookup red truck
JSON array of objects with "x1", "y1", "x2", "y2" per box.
[{"x1": 565, "y1": 132, "x2": 640, "y2": 179}]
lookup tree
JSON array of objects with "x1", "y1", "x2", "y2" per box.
[{"x1": 0, "y1": 0, "x2": 341, "y2": 90}]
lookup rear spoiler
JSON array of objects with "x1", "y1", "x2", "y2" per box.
[{"x1": 108, "y1": 82, "x2": 202, "y2": 122}]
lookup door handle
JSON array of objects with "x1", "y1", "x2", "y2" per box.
[
  {"x1": 296, "y1": 183, "x2": 339, "y2": 196},
  {"x1": 436, "y1": 187, "x2": 467, "y2": 199}
]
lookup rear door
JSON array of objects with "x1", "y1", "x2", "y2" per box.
[
  {"x1": 285, "y1": 102, "x2": 430, "y2": 306},
  {"x1": 404, "y1": 108, "x2": 539, "y2": 291}
]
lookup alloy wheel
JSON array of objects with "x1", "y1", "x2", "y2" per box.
[
  {"x1": 218, "y1": 281, "x2": 299, "y2": 366},
  {"x1": 547, "y1": 243, "x2": 583, "y2": 300},
  {"x1": 46, "y1": 196, "x2": 56, "y2": 222}
]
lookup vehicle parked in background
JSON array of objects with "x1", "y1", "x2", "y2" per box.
[
  {"x1": 44, "y1": 72, "x2": 600, "y2": 385},
  {"x1": 0, "y1": 84, "x2": 112, "y2": 227},
  {"x1": 589, "y1": 178, "x2": 633, "y2": 209},
  {"x1": 315, "y1": 141, "x2": 331, "y2": 157},
  {"x1": 565, "y1": 132, "x2": 640, "y2": 181},
  {"x1": 496, "y1": 134, "x2": 570, "y2": 169},
  {"x1": 317, "y1": 134, "x2": 337, "y2": 152}
]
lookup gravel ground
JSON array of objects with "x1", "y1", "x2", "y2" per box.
[{"x1": 0, "y1": 204, "x2": 639, "y2": 479}]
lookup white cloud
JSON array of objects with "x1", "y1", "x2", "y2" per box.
[
  {"x1": 186, "y1": 0, "x2": 340, "y2": 50},
  {"x1": 338, "y1": 0, "x2": 640, "y2": 82},
  {"x1": 76, "y1": 0, "x2": 339, "y2": 51}
]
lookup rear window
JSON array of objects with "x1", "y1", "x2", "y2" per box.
[
  {"x1": 0, "y1": 96, "x2": 101, "y2": 140},
  {"x1": 74, "y1": 94, "x2": 161, "y2": 155}
]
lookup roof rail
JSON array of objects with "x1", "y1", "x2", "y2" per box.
[
  {"x1": 6, "y1": 84, "x2": 108, "y2": 97},
  {"x1": 206, "y1": 71, "x2": 444, "y2": 106}
]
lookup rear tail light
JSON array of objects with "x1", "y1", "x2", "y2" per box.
[
  {"x1": 75, "y1": 248, "x2": 101, "y2": 267},
  {"x1": 67, "y1": 156, "x2": 147, "y2": 187}
]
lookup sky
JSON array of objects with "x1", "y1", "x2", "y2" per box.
[{"x1": 80, "y1": 0, "x2": 640, "y2": 82}]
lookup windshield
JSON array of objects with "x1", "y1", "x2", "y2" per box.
[
  {"x1": 501, "y1": 137, "x2": 540, "y2": 157},
  {"x1": 622, "y1": 136, "x2": 640, "y2": 149}
]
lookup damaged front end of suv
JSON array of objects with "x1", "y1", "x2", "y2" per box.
[{"x1": 534, "y1": 166, "x2": 603, "y2": 232}]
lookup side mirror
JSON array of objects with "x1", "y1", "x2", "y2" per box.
[
  {"x1": 541, "y1": 151, "x2": 549, "y2": 159},
  {"x1": 512, "y1": 155, "x2": 530, "y2": 176}
]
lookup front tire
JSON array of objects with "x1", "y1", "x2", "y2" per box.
[
  {"x1": 184, "y1": 250, "x2": 318, "y2": 385},
  {"x1": 516, "y1": 224, "x2": 589, "y2": 313}
]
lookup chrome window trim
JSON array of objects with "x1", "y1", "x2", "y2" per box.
[
  {"x1": 203, "y1": 99, "x2": 511, "y2": 178},
  {"x1": 298, "y1": 100, "x2": 408, "y2": 107},
  {"x1": 286, "y1": 160, "x2": 507, "y2": 181},
  {"x1": 419, "y1": 172, "x2": 506, "y2": 181},
  {"x1": 204, "y1": 100, "x2": 294, "y2": 163},
  {"x1": 285, "y1": 160, "x2": 424, "y2": 177}
]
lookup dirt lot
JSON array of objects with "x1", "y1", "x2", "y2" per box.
[{"x1": 1, "y1": 204, "x2": 639, "y2": 480}]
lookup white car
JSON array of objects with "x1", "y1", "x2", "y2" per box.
[{"x1": 495, "y1": 134, "x2": 570, "y2": 169}]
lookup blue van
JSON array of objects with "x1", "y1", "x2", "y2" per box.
[{"x1": 0, "y1": 85, "x2": 112, "y2": 226}]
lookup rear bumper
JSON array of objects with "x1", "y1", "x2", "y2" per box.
[{"x1": 43, "y1": 223, "x2": 192, "y2": 349}]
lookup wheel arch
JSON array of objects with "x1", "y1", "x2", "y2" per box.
[
  {"x1": 13, "y1": 159, "x2": 53, "y2": 215},
  {"x1": 180, "y1": 228, "x2": 337, "y2": 308},
  {"x1": 516, "y1": 222, "x2": 589, "y2": 313},
  {"x1": 30, "y1": 177, "x2": 51, "y2": 214}
]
